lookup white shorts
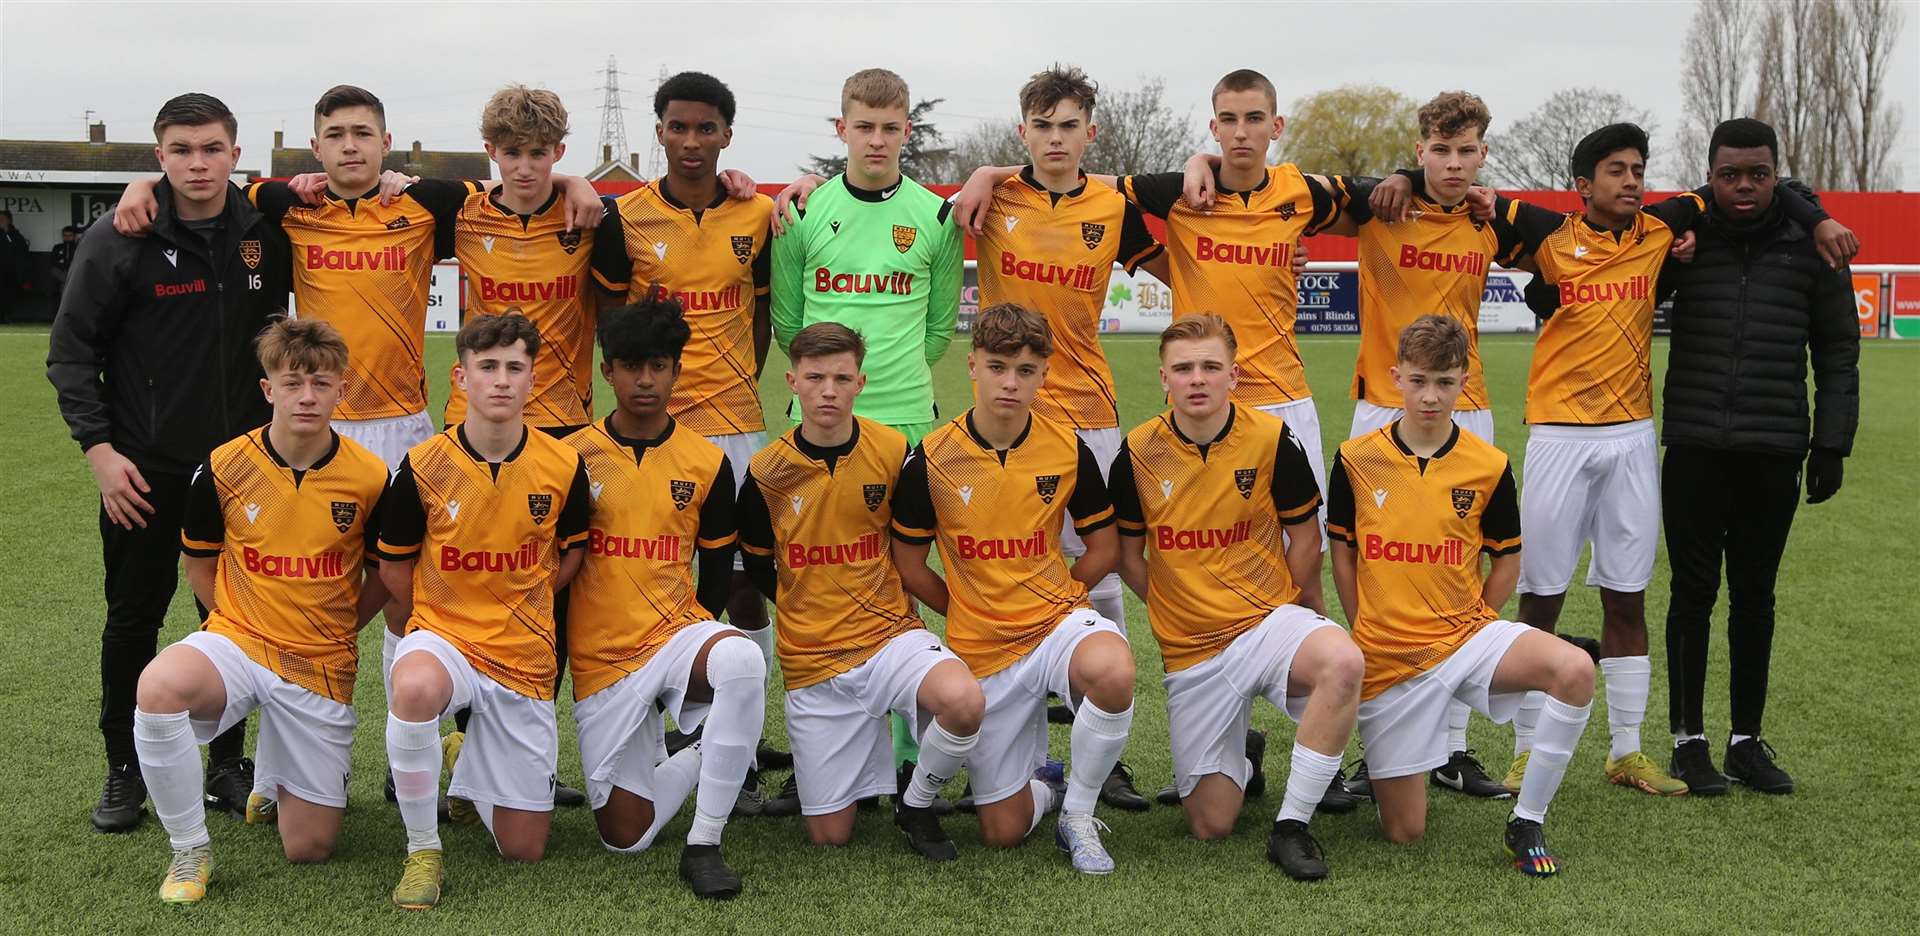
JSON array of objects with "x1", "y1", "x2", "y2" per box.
[
  {"x1": 571, "y1": 619, "x2": 735, "y2": 811},
  {"x1": 1358, "y1": 619, "x2": 1532, "y2": 779},
  {"x1": 1518, "y1": 420, "x2": 1660, "y2": 595},
  {"x1": 179, "y1": 631, "x2": 355, "y2": 808},
  {"x1": 706, "y1": 431, "x2": 768, "y2": 571},
  {"x1": 395, "y1": 629, "x2": 558, "y2": 812},
  {"x1": 1256, "y1": 398, "x2": 1327, "y2": 549},
  {"x1": 1164, "y1": 605, "x2": 1338, "y2": 798},
  {"x1": 1349, "y1": 399, "x2": 1495, "y2": 444},
  {"x1": 1062, "y1": 427, "x2": 1123, "y2": 559},
  {"x1": 334, "y1": 410, "x2": 437, "y2": 468},
  {"x1": 785, "y1": 629, "x2": 959, "y2": 815},
  {"x1": 971, "y1": 608, "x2": 1127, "y2": 806}
]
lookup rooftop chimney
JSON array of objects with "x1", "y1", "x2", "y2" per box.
[
  {"x1": 629, "y1": 152, "x2": 639, "y2": 170},
  {"x1": 273, "y1": 130, "x2": 284, "y2": 149},
  {"x1": 602, "y1": 143, "x2": 612, "y2": 163},
  {"x1": 87, "y1": 122, "x2": 106, "y2": 144},
  {"x1": 411, "y1": 140, "x2": 422, "y2": 163}
]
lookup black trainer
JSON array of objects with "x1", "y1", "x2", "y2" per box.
[
  {"x1": 1343, "y1": 760, "x2": 1373, "y2": 799},
  {"x1": 1669, "y1": 739, "x2": 1729, "y2": 796},
  {"x1": 1100, "y1": 762, "x2": 1150, "y2": 811},
  {"x1": 733, "y1": 768, "x2": 766, "y2": 817},
  {"x1": 554, "y1": 782, "x2": 587, "y2": 807},
  {"x1": 1265, "y1": 818, "x2": 1329, "y2": 881},
  {"x1": 1244, "y1": 730, "x2": 1269, "y2": 798},
  {"x1": 893, "y1": 760, "x2": 955, "y2": 816},
  {"x1": 763, "y1": 774, "x2": 801, "y2": 817},
  {"x1": 384, "y1": 771, "x2": 397, "y2": 803},
  {"x1": 204, "y1": 756, "x2": 254, "y2": 818},
  {"x1": 1725, "y1": 738, "x2": 1793, "y2": 794},
  {"x1": 1431, "y1": 749, "x2": 1512, "y2": 799},
  {"x1": 1558, "y1": 633, "x2": 1601, "y2": 664},
  {"x1": 1047, "y1": 702, "x2": 1076, "y2": 725},
  {"x1": 679, "y1": 843, "x2": 742, "y2": 900},
  {"x1": 92, "y1": 763, "x2": 147, "y2": 833},
  {"x1": 665, "y1": 726, "x2": 701, "y2": 756},
  {"x1": 1504, "y1": 816, "x2": 1559, "y2": 877},
  {"x1": 756, "y1": 742, "x2": 794, "y2": 772},
  {"x1": 954, "y1": 782, "x2": 976, "y2": 814},
  {"x1": 1317, "y1": 766, "x2": 1361, "y2": 815},
  {"x1": 1155, "y1": 783, "x2": 1179, "y2": 806}
]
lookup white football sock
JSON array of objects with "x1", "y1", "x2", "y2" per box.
[
  {"x1": 906, "y1": 718, "x2": 976, "y2": 809},
  {"x1": 1445, "y1": 699, "x2": 1471, "y2": 754},
  {"x1": 1064, "y1": 699, "x2": 1133, "y2": 816},
  {"x1": 689, "y1": 638, "x2": 765, "y2": 846},
  {"x1": 1277, "y1": 743, "x2": 1343, "y2": 824},
  {"x1": 1090, "y1": 574, "x2": 1125, "y2": 632},
  {"x1": 386, "y1": 713, "x2": 443, "y2": 853},
  {"x1": 381, "y1": 628, "x2": 401, "y2": 706},
  {"x1": 739, "y1": 624, "x2": 775, "y2": 675},
  {"x1": 1025, "y1": 778, "x2": 1056, "y2": 836},
  {"x1": 134, "y1": 708, "x2": 209, "y2": 851},
  {"x1": 1513, "y1": 691, "x2": 1545, "y2": 755},
  {"x1": 1513, "y1": 696, "x2": 1590, "y2": 823},
  {"x1": 1599, "y1": 656, "x2": 1650, "y2": 760}
]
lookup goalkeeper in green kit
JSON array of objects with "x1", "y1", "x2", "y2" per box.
[{"x1": 769, "y1": 67, "x2": 964, "y2": 811}]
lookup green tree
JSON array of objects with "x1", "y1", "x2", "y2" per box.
[{"x1": 1277, "y1": 85, "x2": 1418, "y2": 176}]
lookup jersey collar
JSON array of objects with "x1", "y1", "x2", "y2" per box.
[
  {"x1": 260, "y1": 426, "x2": 341, "y2": 474},
  {"x1": 843, "y1": 174, "x2": 904, "y2": 203},
  {"x1": 604, "y1": 414, "x2": 677, "y2": 463},
  {"x1": 1019, "y1": 165, "x2": 1088, "y2": 205},
  {"x1": 1167, "y1": 404, "x2": 1236, "y2": 455},
  {"x1": 964, "y1": 409, "x2": 1033, "y2": 454},
  {"x1": 1214, "y1": 165, "x2": 1272, "y2": 203},
  {"x1": 795, "y1": 418, "x2": 860, "y2": 463},
  {"x1": 1390, "y1": 420, "x2": 1460, "y2": 463},
  {"x1": 657, "y1": 178, "x2": 727, "y2": 213},
  {"x1": 487, "y1": 185, "x2": 560, "y2": 224},
  {"x1": 456, "y1": 423, "x2": 529, "y2": 464}
]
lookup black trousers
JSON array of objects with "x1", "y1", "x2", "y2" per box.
[
  {"x1": 99, "y1": 468, "x2": 246, "y2": 767},
  {"x1": 1662, "y1": 446, "x2": 1801, "y2": 737}
]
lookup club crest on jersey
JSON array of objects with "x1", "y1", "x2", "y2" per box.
[
  {"x1": 1234, "y1": 468, "x2": 1256, "y2": 499},
  {"x1": 1277, "y1": 202, "x2": 1297, "y2": 220},
  {"x1": 1035, "y1": 474, "x2": 1061, "y2": 504},
  {"x1": 555, "y1": 229, "x2": 582, "y2": 255},
  {"x1": 731, "y1": 235, "x2": 754, "y2": 265},
  {"x1": 239, "y1": 239, "x2": 262, "y2": 270},
  {"x1": 527, "y1": 493, "x2": 553, "y2": 524},
  {"x1": 386, "y1": 216, "x2": 411, "y2": 230},
  {"x1": 331, "y1": 500, "x2": 358, "y2": 533},
  {"x1": 1451, "y1": 487, "x2": 1477, "y2": 518},
  {"x1": 1471, "y1": 217, "x2": 1486, "y2": 231},
  {"x1": 892, "y1": 224, "x2": 917, "y2": 253},
  {"x1": 1081, "y1": 222, "x2": 1106, "y2": 250},
  {"x1": 863, "y1": 483, "x2": 887, "y2": 511},
  {"x1": 670, "y1": 479, "x2": 695, "y2": 511}
]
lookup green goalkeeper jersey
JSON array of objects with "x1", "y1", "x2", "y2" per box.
[{"x1": 771, "y1": 173, "x2": 963, "y2": 427}]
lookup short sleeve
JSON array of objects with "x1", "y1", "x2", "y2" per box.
[
  {"x1": 1119, "y1": 172, "x2": 1183, "y2": 219},
  {"x1": 1481, "y1": 462, "x2": 1521, "y2": 556},
  {"x1": 363, "y1": 484, "x2": 388, "y2": 561},
  {"x1": 698, "y1": 456, "x2": 738, "y2": 550},
  {"x1": 1067, "y1": 439, "x2": 1115, "y2": 534},
  {"x1": 1302, "y1": 174, "x2": 1342, "y2": 235},
  {"x1": 1324, "y1": 452, "x2": 1356, "y2": 546},
  {"x1": 1109, "y1": 441, "x2": 1145, "y2": 536},
  {"x1": 405, "y1": 179, "x2": 481, "y2": 228},
  {"x1": 1498, "y1": 199, "x2": 1569, "y2": 270},
  {"x1": 590, "y1": 197, "x2": 631, "y2": 293},
  {"x1": 179, "y1": 463, "x2": 224, "y2": 556},
  {"x1": 735, "y1": 469, "x2": 775, "y2": 557},
  {"x1": 1117, "y1": 201, "x2": 1162, "y2": 273},
  {"x1": 375, "y1": 456, "x2": 425, "y2": 560},
  {"x1": 557, "y1": 456, "x2": 592, "y2": 551},
  {"x1": 1271, "y1": 423, "x2": 1323, "y2": 525},
  {"x1": 889, "y1": 445, "x2": 936, "y2": 544}
]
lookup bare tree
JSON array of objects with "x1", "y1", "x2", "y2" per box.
[
  {"x1": 1675, "y1": 0, "x2": 1756, "y2": 182},
  {"x1": 1080, "y1": 77, "x2": 1207, "y2": 176},
  {"x1": 944, "y1": 118, "x2": 1032, "y2": 181},
  {"x1": 1276, "y1": 85, "x2": 1418, "y2": 176},
  {"x1": 1846, "y1": 0, "x2": 1906, "y2": 188},
  {"x1": 1485, "y1": 88, "x2": 1656, "y2": 189}
]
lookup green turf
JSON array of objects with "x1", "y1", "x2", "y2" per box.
[{"x1": 3, "y1": 326, "x2": 1916, "y2": 933}]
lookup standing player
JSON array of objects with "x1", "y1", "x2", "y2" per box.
[
  {"x1": 1329, "y1": 314, "x2": 1595, "y2": 876},
  {"x1": 49, "y1": 93, "x2": 290, "y2": 830},
  {"x1": 1110, "y1": 315, "x2": 1363, "y2": 880},
  {"x1": 739, "y1": 322, "x2": 985, "y2": 858},
  {"x1": 770, "y1": 67, "x2": 963, "y2": 783},
  {"x1": 562, "y1": 295, "x2": 764, "y2": 899},
  {"x1": 890, "y1": 303, "x2": 1135, "y2": 874},
  {"x1": 133, "y1": 318, "x2": 387, "y2": 902},
  {"x1": 376, "y1": 314, "x2": 591, "y2": 910}
]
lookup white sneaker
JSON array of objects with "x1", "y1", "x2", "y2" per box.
[{"x1": 1054, "y1": 813, "x2": 1114, "y2": 874}]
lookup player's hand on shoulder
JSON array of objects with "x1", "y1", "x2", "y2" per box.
[
  {"x1": 772, "y1": 174, "x2": 826, "y2": 236},
  {"x1": 375, "y1": 170, "x2": 419, "y2": 207},
  {"x1": 1812, "y1": 219, "x2": 1859, "y2": 270},
  {"x1": 1369, "y1": 172, "x2": 1413, "y2": 223},
  {"x1": 288, "y1": 172, "x2": 331, "y2": 206},
  {"x1": 952, "y1": 167, "x2": 1006, "y2": 236},
  {"x1": 719, "y1": 168, "x2": 758, "y2": 201},
  {"x1": 1181, "y1": 153, "x2": 1217, "y2": 210},
  {"x1": 557, "y1": 175, "x2": 603, "y2": 232},
  {"x1": 111, "y1": 179, "x2": 160, "y2": 237},
  {"x1": 1669, "y1": 230, "x2": 1697, "y2": 263},
  {"x1": 1465, "y1": 185, "x2": 1496, "y2": 222}
]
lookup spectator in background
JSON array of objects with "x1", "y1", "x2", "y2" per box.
[
  {"x1": 50, "y1": 225, "x2": 81, "y2": 305},
  {"x1": 0, "y1": 210, "x2": 29, "y2": 321}
]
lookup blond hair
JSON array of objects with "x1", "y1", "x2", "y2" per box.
[
  {"x1": 842, "y1": 68, "x2": 909, "y2": 114},
  {"x1": 255, "y1": 317, "x2": 348, "y2": 375},
  {"x1": 480, "y1": 85, "x2": 569, "y2": 146},
  {"x1": 1157, "y1": 314, "x2": 1238, "y2": 359}
]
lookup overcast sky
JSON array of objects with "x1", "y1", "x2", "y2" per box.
[{"x1": 4, "y1": 0, "x2": 1916, "y2": 187}]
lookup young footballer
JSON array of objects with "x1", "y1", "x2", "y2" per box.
[
  {"x1": 1110, "y1": 314, "x2": 1363, "y2": 881},
  {"x1": 1328, "y1": 315, "x2": 1594, "y2": 876},
  {"x1": 376, "y1": 313, "x2": 591, "y2": 909},
  {"x1": 739, "y1": 323, "x2": 985, "y2": 859},
  {"x1": 890, "y1": 303, "x2": 1134, "y2": 875},
  {"x1": 562, "y1": 294, "x2": 763, "y2": 899},
  {"x1": 133, "y1": 318, "x2": 386, "y2": 902}
]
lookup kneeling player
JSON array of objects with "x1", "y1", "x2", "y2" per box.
[
  {"x1": 377, "y1": 314, "x2": 592, "y2": 909},
  {"x1": 135, "y1": 318, "x2": 389, "y2": 902},
  {"x1": 563, "y1": 294, "x2": 764, "y2": 900},
  {"x1": 739, "y1": 323, "x2": 985, "y2": 859},
  {"x1": 890, "y1": 303, "x2": 1135, "y2": 874},
  {"x1": 1110, "y1": 315, "x2": 1363, "y2": 881},
  {"x1": 1329, "y1": 315, "x2": 1594, "y2": 876}
]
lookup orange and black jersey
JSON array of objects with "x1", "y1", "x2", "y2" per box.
[
  {"x1": 1327, "y1": 423, "x2": 1520, "y2": 699},
  {"x1": 590, "y1": 181, "x2": 773, "y2": 437},
  {"x1": 375, "y1": 424, "x2": 591, "y2": 700},
  {"x1": 1110, "y1": 404, "x2": 1321, "y2": 672},
  {"x1": 448, "y1": 187, "x2": 598, "y2": 430},
  {"x1": 738, "y1": 417, "x2": 924, "y2": 690},
  {"x1": 248, "y1": 178, "x2": 481, "y2": 422},
  {"x1": 181, "y1": 428, "x2": 389, "y2": 704},
  {"x1": 1343, "y1": 175, "x2": 1553, "y2": 412},
  {"x1": 563, "y1": 416, "x2": 736, "y2": 701},
  {"x1": 890, "y1": 411, "x2": 1115, "y2": 678},
  {"x1": 977, "y1": 168, "x2": 1161, "y2": 430},
  {"x1": 1120, "y1": 164, "x2": 1344, "y2": 406}
]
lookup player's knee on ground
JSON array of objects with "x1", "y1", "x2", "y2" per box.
[
  {"x1": 977, "y1": 799, "x2": 1034, "y2": 848},
  {"x1": 1071, "y1": 635, "x2": 1136, "y2": 712},
  {"x1": 805, "y1": 809, "x2": 856, "y2": 847},
  {"x1": 594, "y1": 793, "x2": 656, "y2": 851},
  {"x1": 1183, "y1": 777, "x2": 1242, "y2": 840},
  {"x1": 280, "y1": 826, "x2": 338, "y2": 864},
  {"x1": 494, "y1": 824, "x2": 548, "y2": 863},
  {"x1": 1372, "y1": 775, "x2": 1428, "y2": 844},
  {"x1": 922, "y1": 665, "x2": 985, "y2": 736}
]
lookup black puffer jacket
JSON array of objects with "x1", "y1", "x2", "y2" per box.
[{"x1": 1657, "y1": 196, "x2": 1859, "y2": 457}]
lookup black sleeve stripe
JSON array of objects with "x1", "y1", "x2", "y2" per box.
[{"x1": 936, "y1": 199, "x2": 955, "y2": 226}]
